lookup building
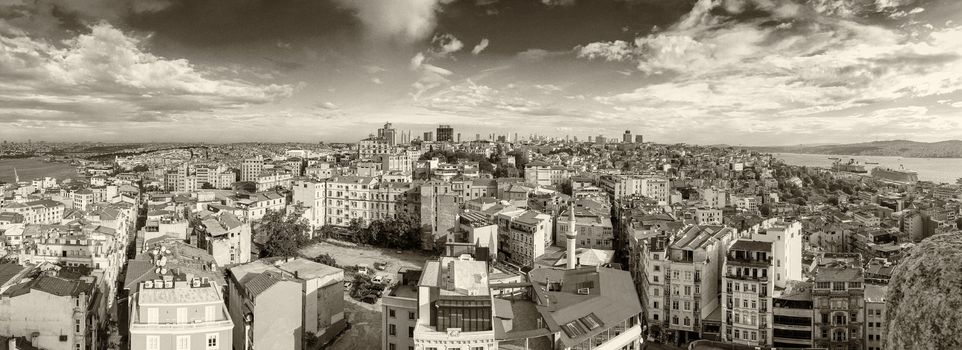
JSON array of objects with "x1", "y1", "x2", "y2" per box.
[
  {"x1": 635, "y1": 135, "x2": 644, "y2": 143},
  {"x1": 772, "y1": 281, "x2": 814, "y2": 348},
  {"x1": 811, "y1": 253, "x2": 865, "y2": 350},
  {"x1": 378, "y1": 122, "x2": 397, "y2": 146},
  {"x1": 127, "y1": 258, "x2": 233, "y2": 350},
  {"x1": 496, "y1": 210, "x2": 553, "y2": 267},
  {"x1": 623, "y1": 130, "x2": 632, "y2": 143},
  {"x1": 864, "y1": 284, "x2": 887, "y2": 350},
  {"x1": 694, "y1": 208, "x2": 722, "y2": 226},
  {"x1": 663, "y1": 225, "x2": 734, "y2": 343},
  {"x1": 600, "y1": 175, "x2": 670, "y2": 203},
  {"x1": 436, "y1": 125, "x2": 454, "y2": 142},
  {"x1": 194, "y1": 212, "x2": 252, "y2": 266},
  {"x1": 0, "y1": 274, "x2": 97, "y2": 350},
  {"x1": 423, "y1": 132, "x2": 433, "y2": 142},
  {"x1": 523, "y1": 162, "x2": 572, "y2": 188},
  {"x1": 381, "y1": 269, "x2": 422, "y2": 350},
  {"x1": 226, "y1": 258, "x2": 346, "y2": 350},
  {"x1": 412, "y1": 257, "x2": 496, "y2": 350},
  {"x1": 241, "y1": 157, "x2": 265, "y2": 183},
  {"x1": 556, "y1": 203, "x2": 614, "y2": 250}
]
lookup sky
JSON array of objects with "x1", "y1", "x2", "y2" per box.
[{"x1": 0, "y1": 0, "x2": 960, "y2": 145}]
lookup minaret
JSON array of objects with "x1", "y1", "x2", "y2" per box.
[{"x1": 566, "y1": 203, "x2": 578, "y2": 269}]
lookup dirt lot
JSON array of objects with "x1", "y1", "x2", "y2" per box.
[
  {"x1": 300, "y1": 241, "x2": 434, "y2": 349},
  {"x1": 299, "y1": 240, "x2": 434, "y2": 279},
  {"x1": 327, "y1": 297, "x2": 383, "y2": 350}
]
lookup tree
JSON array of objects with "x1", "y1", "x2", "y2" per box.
[
  {"x1": 200, "y1": 182, "x2": 215, "y2": 189},
  {"x1": 885, "y1": 233, "x2": 962, "y2": 349},
  {"x1": 311, "y1": 253, "x2": 338, "y2": 267},
  {"x1": 256, "y1": 207, "x2": 310, "y2": 258}
]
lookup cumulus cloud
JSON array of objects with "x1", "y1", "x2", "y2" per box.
[
  {"x1": 0, "y1": 22, "x2": 292, "y2": 126},
  {"x1": 472, "y1": 38, "x2": 490, "y2": 55},
  {"x1": 332, "y1": 0, "x2": 454, "y2": 43},
  {"x1": 319, "y1": 102, "x2": 339, "y2": 110},
  {"x1": 578, "y1": 0, "x2": 962, "y2": 137},
  {"x1": 431, "y1": 33, "x2": 464, "y2": 57}
]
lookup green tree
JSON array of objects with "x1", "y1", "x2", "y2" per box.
[
  {"x1": 256, "y1": 207, "x2": 310, "y2": 258},
  {"x1": 885, "y1": 233, "x2": 962, "y2": 349}
]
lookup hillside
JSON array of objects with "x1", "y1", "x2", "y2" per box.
[{"x1": 750, "y1": 140, "x2": 962, "y2": 158}]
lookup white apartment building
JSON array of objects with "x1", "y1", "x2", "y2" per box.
[{"x1": 496, "y1": 210, "x2": 553, "y2": 267}]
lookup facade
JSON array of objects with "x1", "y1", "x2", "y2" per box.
[
  {"x1": 772, "y1": 282, "x2": 814, "y2": 348},
  {"x1": 227, "y1": 258, "x2": 346, "y2": 350},
  {"x1": 864, "y1": 284, "x2": 887, "y2": 350},
  {"x1": 128, "y1": 277, "x2": 233, "y2": 350},
  {"x1": 436, "y1": 125, "x2": 454, "y2": 142},
  {"x1": 195, "y1": 212, "x2": 252, "y2": 266},
  {"x1": 811, "y1": 253, "x2": 865, "y2": 350},
  {"x1": 556, "y1": 206, "x2": 614, "y2": 250},
  {"x1": 663, "y1": 225, "x2": 734, "y2": 343},
  {"x1": 0, "y1": 275, "x2": 97, "y2": 350},
  {"x1": 523, "y1": 162, "x2": 572, "y2": 187},
  {"x1": 240, "y1": 157, "x2": 265, "y2": 183},
  {"x1": 496, "y1": 210, "x2": 553, "y2": 267},
  {"x1": 382, "y1": 269, "x2": 422, "y2": 350},
  {"x1": 412, "y1": 257, "x2": 496, "y2": 350},
  {"x1": 600, "y1": 175, "x2": 670, "y2": 203}
]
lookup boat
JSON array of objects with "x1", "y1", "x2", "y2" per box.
[
  {"x1": 871, "y1": 166, "x2": 919, "y2": 184},
  {"x1": 832, "y1": 159, "x2": 867, "y2": 173}
]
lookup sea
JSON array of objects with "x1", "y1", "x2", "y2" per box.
[
  {"x1": 774, "y1": 153, "x2": 962, "y2": 184},
  {"x1": 0, "y1": 158, "x2": 79, "y2": 183}
]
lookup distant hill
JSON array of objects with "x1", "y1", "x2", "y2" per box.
[{"x1": 748, "y1": 140, "x2": 962, "y2": 158}]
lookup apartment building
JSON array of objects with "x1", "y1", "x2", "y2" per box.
[
  {"x1": 523, "y1": 161, "x2": 572, "y2": 188},
  {"x1": 195, "y1": 212, "x2": 252, "y2": 266},
  {"x1": 496, "y1": 209, "x2": 553, "y2": 267},
  {"x1": 412, "y1": 257, "x2": 497, "y2": 350},
  {"x1": 556, "y1": 205, "x2": 614, "y2": 250},
  {"x1": 0, "y1": 199, "x2": 64, "y2": 225},
  {"x1": 663, "y1": 225, "x2": 734, "y2": 343},
  {"x1": 420, "y1": 179, "x2": 498, "y2": 250},
  {"x1": 18, "y1": 223, "x2": 127, "y2": 303},
  {"x1": 255, "y1": 171, "x2": 293, "y2": 191},
  {"x1": 721, "y1": 240, "x2": 774, "y2": 346},
  {"x1": 694, "y1": 208, "x2": 722, "y2": 226},
  {"x1": 811, "y1": 253, "x2": 865, "y2": 350},
  {"x1": 0, "y1": 274, "x2": 97, "y2": 350},
  {"x1": 864, "y1": 284, "x2": 887, "y2": 350},
  {"x1": 382, "y1": 269, "x2": 422, "y2": 350},
  {"x1": 226, "y1": 258, "x2": 346, "y2": 350},
  {"x1": 240, "y1": 157, "x2": 266, "y2": 182},
  {"x1": 600, "y1": 174, "x2": 670, "y2": 203},
  {"x1": 128, "y1": 273, "x2": 233, "y2": 350},
  {"x1": 772, "y1": 282, "x2": 815, "y2": 348}
]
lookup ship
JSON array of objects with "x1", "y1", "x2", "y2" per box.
[
  {"x1": 871, "y1": 166, "x2": 919, "y2": 185},
  {"x1": 831, "y1": 158, "x2": 867, "y2": 173}
]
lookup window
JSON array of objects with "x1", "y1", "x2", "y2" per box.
[
  {"x1": 389, "y1": 344, "x2": 396, "y2": 350},
  {"x1": 75, "y1": 319, "x2": 81, "y2": 333},
  {"x1": 654, "y1": 265, "x2": 660, "y2": 271},
  {"x1": 147, "y1": 308, "x2": 158, "y2": 324},
  {"x1": 389, "y1": 324, "x2": 396, "y2": 336},
  {"x1": 684, "y1": 301, "x2": 690, "y2": 311},
  {"x1": 176, "y1": 335, "x2": 190, "y2": 350},
  {"x1": 205, "y1": 306, "x2": 216, "y2": 322},
  {"x1": 653, "y1": 301, "x2": 659, "y2": 309},
  {"x1": 177, "y1": 308, "x2": 188, "y2": 323},
  {"x1": 146, "y1": 336, "x2": 160, "y2": 350},
  {"x1": 408, "y1": 327, "x2": 414, "y2": 337},
  {"x1": 734, "y1": 330, "x2": 740, "y2": 339},
  {"x1": 409, "y1": 311, "x2": 415, "y2": 320},
  {"x1": 389, "y1": 309, "x2": 396, "y2": 318},
  {"x1": 206, "y1": 333, "x2": 219, "y2": 350}
]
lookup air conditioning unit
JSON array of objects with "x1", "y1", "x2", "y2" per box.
[
  {"x1": 577, "y1": 288, "x2": 590, "y2": 295},
  {"x1": 143, "y1": 281, "x2": 153, "y2": 289}
]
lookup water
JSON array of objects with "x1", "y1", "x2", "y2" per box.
[
  {"x1": 0, "y1": 158, "x2": 79, "y2": 183},
  {"x1": 774, "y1": 153, "x2": 962, "y2": 184}
]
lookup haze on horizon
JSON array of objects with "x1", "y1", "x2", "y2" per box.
[{"x1": 1, "y1": 0, "x2": 960, "y2": 145}]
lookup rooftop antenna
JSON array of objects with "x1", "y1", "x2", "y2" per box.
[{"x1": 13, "y1": 167, "x2": 18, "y2": 183}]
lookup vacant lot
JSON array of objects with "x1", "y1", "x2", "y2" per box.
[
  {"x1": 299, "y1": 240, "x2": 434, "y2": 278},
  {"x1": 327, "y1": 297, "x2": 382, "y2": 350}
]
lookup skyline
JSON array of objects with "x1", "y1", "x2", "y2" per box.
[{"x1": 1, "y1": 0, "x2": 961, "y2": 144}]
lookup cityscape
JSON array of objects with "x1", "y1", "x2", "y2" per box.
[{"x1": 1, "y1": 0, "x2": 962, "y2": 350}]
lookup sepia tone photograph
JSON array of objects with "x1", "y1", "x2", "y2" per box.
[{"x1": 0, "y1": 0, "x2": 961, "y2": 349}]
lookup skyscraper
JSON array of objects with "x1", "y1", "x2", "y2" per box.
[
  {"x1": 436, "y1": 124, "x2": 454, "y2": 142},
  {"x1": 423, "y1": 131, "x2": 433, "y2": 142},
  {"x1": 623, "y1": 130, "x2": 632, "y2": 143},
  {"x1": 636, "y1": 135, "x2": 644, "y2": 143},
  {"x1": 377, "y1": 122, "x2": 396, "y2": 145}
]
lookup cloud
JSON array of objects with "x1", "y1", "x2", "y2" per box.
[
  {"x1": 0, "y1": 22, "x2": 292, "y2": 126},
  {"x1": 472, "y1": 38, "x2": 490, "y2": 55},
  {"x1": 372, "y1": 77, "x2": 383, "y2": 84},
  {"x1": 410, "y1": 52, "x2": 426, "y2": 69},
  {"x1": 431, "y1": 33, "x2": 464, "y2": 57},
  {"x1": 542, "y1": 0, "x2": 576, "y2": 7},
  {"x1": 332, "y1": 0, "x2": 453, "y2": 43},
  {"x1": 319, "y1": 102, "x2": 339, "y2": 110}
]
